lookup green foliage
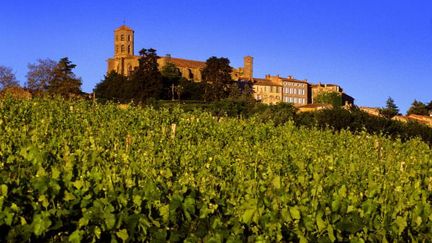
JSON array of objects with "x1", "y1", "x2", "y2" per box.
[
  {"x1": 47, "y1": 57, "x2": 82, "y2": 97},
  {"x1": 380, "y1": 97, "x2": 399, "y2": 119},
  {"x1": 209, "y1": 97, "x2": 257, "y2": 118},
  {"x1": 295, "y1": 107, "x2": 432, "y2": 145},
  {"x1": 127, "y1": 48, "x2": 163, "y2": 102},
  {"x1": 407, "y1": 100, "x2": 429, "y2": 116},
  {"x1": 314, "y1": 91, "x2": 342, "y2": 106},
  {"x1": 227, "y1": 80, "x2": 254, "y2": 100},
  {"x1": 160, "y1": 63, "x2": 183, "y2": 100},
  {"x1": 255, "y1": 102, "x2": 298, "y2": 125},
  {"x1": 178, "y1": 79, "x2": 205, "y2": 101},
  {"x1": 94, "y1": 71, "x2": 128, "y2": 102},
  {"x1": 0, "y1": 98, "x2": 431, "y2": 241},
  {"x1": 202, "y1": 56, "x2": 233, "y2": 101}
]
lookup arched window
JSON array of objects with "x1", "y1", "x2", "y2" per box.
[
  {"x1": 128, "y1": 45, "x2": 130, "y2": 54},
  {"x1": 121, "y1": 45, "x2": 125, "y2": 53},
  {"x1": 128, "y1": 35, "x2": 131, "y2": 41},
  {"x1": 188, "y1": 69, "x2": 194, "y2": 80},
  {"x1": 121, "y1": 34, "x2": 124, "y2": 41}
]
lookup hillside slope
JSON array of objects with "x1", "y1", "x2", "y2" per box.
[{"x1": 0, "y1": 99, "x2": 431, "y2": 241}]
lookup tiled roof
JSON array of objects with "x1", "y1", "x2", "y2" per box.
[
  {"x1": 115, "y1": 25, "x2": 133, "y2": 31},
  {"x1": 281, "y1": 78, "x2": 308, "y2": 83},
  {"x1": 168, "y1": 57, "x2": 206, "y2": 69},
  {"x1": 253, "y1": 78, "x2": 282, "y2": 86}
]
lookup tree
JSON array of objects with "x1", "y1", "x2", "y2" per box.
[
  {"x1": 380, "y1": 97, "x2": 399, "y2": 119},
  {"x1": 25, "y1": 58, "x2": 57, "y2": 92},
  {"x1": 202, "y1": 56, "x2": 233, "y2": 101},
  {"x1": 161, "y1": 62, "x2": 182, "y2": 100},
  {"x1": 127, "y1": 48, "x2": 162, "y2": 102},
  {"x1": 314, "y1": 91, "x2": 342, "y2": 106},
  {"x1": 427, "y1": 101, "x2": 432, "y2": 114},
  {"x1": 227, "y1": 80, "x2": 254, "y2": 100},
  {"x1": 0, "y1": 66, "x2": 19, "y2": 90},
  {"x1": 407, "y1": 100, "x2": 429, "y2": 116},
  {"x1": 179, "y1": 79, "x2": 205, "y2": 100},
  {"x1": 48, "y1": 57, "x2": 82, "y2": 96},
  {"x1": 94, "y1": 71, "x2": 128, "y2": 101}
]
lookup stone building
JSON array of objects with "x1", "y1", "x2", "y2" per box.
[
  {"x1": 106, "y1": 25, "x2": 355, "y2": 106},
  {"x1": 107, "y1": 25, "x2": 253, "y2": 82},
  {"x1": 311, "y1": 83, "x2": 354, "y2": 105},
  {"x1": 252, "y1": 75, "x2": 308, "y2": 106},
  {"x1": 280, "y1": 76, "x2": 308, "y2": 106},
  {"x1": 252, "y1": 78, "x2": 282, "y2": 105}
]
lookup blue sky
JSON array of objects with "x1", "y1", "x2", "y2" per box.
[{"x1": 1, "y1": 0, "x2": 431, "y2": 112}]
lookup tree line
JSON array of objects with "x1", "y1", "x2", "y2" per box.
[
  {"x1": 0, "y1": 57, "x2": 82, "y2": 98},
  {"x1": 0, "y1": 49, "x2": 430, "y2": 119},
  {"x1": 0, "y1": 48, "x2": 253, "y2": 102},
  {"x1": 94, "y1": 48, "x2": 253, "y2": 103}
]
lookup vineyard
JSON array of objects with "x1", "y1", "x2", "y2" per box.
[{"x1": 0, "y1": 98, "x2": 431, "y2": 242}]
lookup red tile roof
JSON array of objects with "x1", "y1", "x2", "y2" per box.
[
  {"x1": 115, "y1": 25, "x2": 133, "y2": 31},
  {"x1": 253, "y1": 78, "x2": 282, "y2": 86},
  {"x1": 281, "y1": 78, "x2": 308, "y2": 83},
  {"x1": 168, "y1": 57, "x2": 206, "y2": 69}
]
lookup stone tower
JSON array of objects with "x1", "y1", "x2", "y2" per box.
[
  {"x1": 243, "y1": 56, "x2": 253, "y2": 80},
  {"x1": 114, "y1": 25, "x2": 134, "y2": 58},
  {"x1": 109, "y1": 25, "x2": 136, "y2": 76}
]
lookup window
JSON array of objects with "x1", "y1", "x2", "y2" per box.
[
  {"x1": 188, "y1": 69, "x2": 194, "y2": 80},
  {"x1": 121, "y1": 34, "x2": 124, "y2": 41},
  {"x1": 116, "y1": 45, "x2": 119, "y2": 54},
  {"x1": 128, "y1": 35, "x2": 131, "y2": 41},
  {"x1": 121, "y1": 45, "x2": 125, "y2": 53},
  {"x1": 128, "y1": 45, "x2": 131, "y2": 54}
]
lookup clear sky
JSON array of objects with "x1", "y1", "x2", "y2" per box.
[{"x1": 1, "y1": 0, "x2": 431, "y2": 112}]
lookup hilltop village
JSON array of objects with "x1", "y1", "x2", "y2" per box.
[{"x1": 107, "y1": 25, "x2": 354, "y2": 107}]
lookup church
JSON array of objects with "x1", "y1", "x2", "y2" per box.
[
  {"x1": 107, "y1": 25, "x2": 254, "y2": 82},
  {"x1": 106, "y1": 25, "x2": 354, "y2": 106}
]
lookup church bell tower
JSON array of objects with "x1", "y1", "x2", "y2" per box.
[
  {"x1": 243, "y1": 56, "x2": 253, "y2": 81},
  {"x1": 114, "y1": 25, "x2": 134, "y2": 58}
]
